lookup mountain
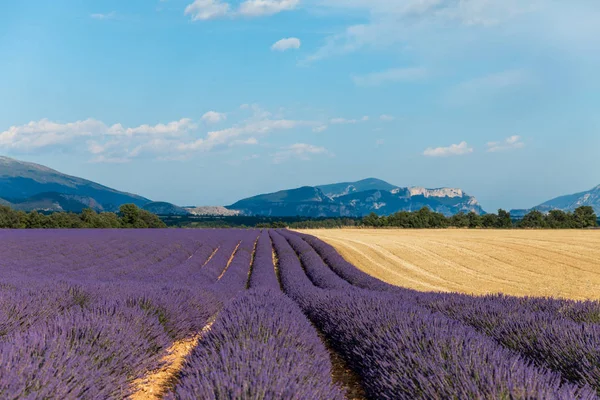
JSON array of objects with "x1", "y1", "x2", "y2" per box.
[
  {"x1": 227, "y1": 179, "x2": 484, "y2": 217},
  {"x1": 0, "y1": 156, "x2": 151, "y2": 212},
  {"x1": 516, "y1": 185, "x2": 600, "y2": 215},
  {"x1": 317, "y1": 178, "x2": 397, "y2": 198},
  {"x1": 143, "y1": 202, "x2": 190, "y2": 215}
]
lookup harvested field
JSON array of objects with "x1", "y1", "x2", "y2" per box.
[{"x1": 301, "y1": 229, "x2": 600, "y2": 300}]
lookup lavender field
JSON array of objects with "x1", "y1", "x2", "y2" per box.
[{"x1": 1, "y1": 229, "x2": 600, "y2": 399}]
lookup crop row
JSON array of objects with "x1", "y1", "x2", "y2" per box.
[{"x1": 170, "y1": 230, "x2": 344, "y2": 399}]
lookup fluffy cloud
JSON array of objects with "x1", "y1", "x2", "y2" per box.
[
  {"x1": 239, "y1": 0, "x2": 299, "y2": 17},
  {"x1": 379, "y1": 115, "x2": 395, "y2": 121},
  {"x1": 0, "y1": 105, "x2": 315, "y2": 162},
  {"x1": 0, "y1": 119, "x2": 106, "y2": 150},
  {"x1": 423, "y1": 141, "x2": 473, "y2": 157},
  {"x1": 313, "y1": 125, "x2": 328, "y2": 133},
  {"x1": 271, "y1": 37, "x2": 301, "y2": 51},
  {"x1": 185, "y1": 0, "x2": 298, "y2": 20},
  {"x1": 201, "y1": 111, "x2": 227, "y2": 124},
  {"x1": 487, "y1": 135, "x2": 525, "y2": 152},
  {"x1": 352, "y1": 67, "x2": 427, "y2": 87},
  {"x1": 272, "y1": 143, "x2": 328, "y2": 163}
]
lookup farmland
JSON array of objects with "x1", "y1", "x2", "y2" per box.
[
  {"x1": 1, "y1": 229, "x2": 600, "y2": 399},
  {"x1": 304, "y1": 229, "x2": 600, "y2": 300}
]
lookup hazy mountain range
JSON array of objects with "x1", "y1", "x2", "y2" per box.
[{"x1": 0, "y1": 156, "x2": 598, "y2": 217}]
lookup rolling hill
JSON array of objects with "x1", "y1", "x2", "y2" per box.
[{"x1": 0, "y1": 156, "x2": 151, "y2": 212}]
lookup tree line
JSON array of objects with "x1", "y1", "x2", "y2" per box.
[
  {"x1": 277, "y1": 207, "x2": 597, "y2": 229},
  {"x1": 354, "y1": 206, "x2": 597, "y2": 229},
  {"x1": 0, "y1": 204, "x2": 166, "y2": 229},
  {"x1": 1, "y1": 204, "x2": 596, "y2": 229}
]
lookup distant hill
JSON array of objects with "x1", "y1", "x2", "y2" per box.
[
  {"x1": 0, "y1": 156, "x2": 151, "y2": 212},
  {"x1": 512, "y1": 185, "x2": 600, "y2": 216},
  {"x1": 143, "y1": 202, "x2": 190, "y2": 215},
  {"x1": 227, "y1": 179, "x2": 484, "y2": 217}
]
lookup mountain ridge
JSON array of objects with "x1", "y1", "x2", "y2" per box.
[
  {"x1": 228, "y1": 179, "x2": 485, "y2": 217},
  {"x1": 512, "y1": 185, "x2": 600, "y2": 215}
]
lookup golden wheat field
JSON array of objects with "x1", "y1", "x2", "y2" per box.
[{"x1": 301, "y1": 229, "x2": 600, "y2": 300}]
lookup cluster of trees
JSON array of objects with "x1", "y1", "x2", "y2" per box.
[
  {"x1": 518, "y1": 207, "x2": 598, "y2": 229},
  {"x1": 359, "y1": 206, "x2": 597, "y2": 229},
  {"x1": 0, "y1": 204, "x2": 166, "y2": 229}
]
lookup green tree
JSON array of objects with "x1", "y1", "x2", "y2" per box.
[
  {"x1": 545, "y1": 210, "x2": 573, "y2": 229},
  {"x1": 481, "y1": 213, "x2": 499, "y2": 228},
  {"x1": 362, "y1": 212, "x2": 381, "y2": 227},
  {"x1": 467, "y1": 212, "x2": 483, "y2": 228},
  {"x1": 573, "y1": 206, "x2": 597, "y2": 228},
  {"x1": 519, "y1": 210, "x2": 546, "y2": 228},
  {"x1": 450, "y1": 212, "x2": 469, "y2": 228},
  {"x1": 497, "y1": 209, "x2": 513, "y2": 228}
]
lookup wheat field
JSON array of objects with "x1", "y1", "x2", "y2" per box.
[{"x1": 301, "y1": 229, "x2": 600, "y2": 300}]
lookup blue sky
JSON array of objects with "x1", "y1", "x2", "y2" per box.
[{"x1": 1, "y1": 0, "x2": 599, "y2": 211}]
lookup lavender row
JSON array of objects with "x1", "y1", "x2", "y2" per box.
[
  {"x1": 426, "y1": 293, "x2": 600, "y2": 392},
  {"x1": 211, "y1": 231, "x2": 260, "y2": 301},
  {"x1": 292, "y1": 230, "x2": 600, "y2": 392},
  {"x1": 290, "y1": 230, "x2": 398, "y2": 291},
  {"x1": 0, "y1": 229, "x2": 254, "y2": 398},
  {"x1": 247, "y1": 230, "x2": 280, "y2": 290},
  {"x1": 170, "y1": 230, "x2": 343, "y2": 399},
  {"x1": 170, "y1": 289, "x2": 344, "y2": 399},
  {"x1": 271, "y1": 230, "x2": 596, "y2": 399}
]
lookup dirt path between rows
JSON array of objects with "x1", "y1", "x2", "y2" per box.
[{"x1": 129, "y1": 320, "x2": 215, "y2": 400}]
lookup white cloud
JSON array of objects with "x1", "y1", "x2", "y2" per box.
[
  {"x1": 352, "y1": 67, "x2": 427, "y2": 87},
  {"x1": 313, "y1": 125, "x2": 328, "y2": 133},
  {"x1": 106, "y1": 119, "x2": 197, "y2": 137},
  {"x1": 330, "y1": 116, "x2": 369, "y2": 124},
  {"x1": 0, "y1": 119, "x2": 105, "y2": 150},
  {"x1": 423, "y1": 141, "x2": 473, "y2": 157},
  {"x1": 185, "y1": 0, "x2": 230, "y2": 21},
  {"x1": 0, "y1": 107, "x2": 325, "y2": 162},
  {"x1": 271, "y1": 37, "x2": 301, "y2": 51},
  {"x1": 90, "y1": 12, "x2": 116, "y2": 20},
  {"x1": 179, "y1": 118, "x2": 304, "y2": 152},
  {"x1": 380, "y1": 114, "x2": 395, "y2": 121},
  {"x1": 375, "y1": 139, "x2": 385, "y2": 146},
  {"x1": 272, "y1": 143, "x2": 328, "y2": 163},
  {"x1": 201, "y1": 111, "x2": 227, "y2": 124},
  {"x1": 185, "y1": 0, "x2": 298, "y2": 20},
  {"x1": 487, "y1": 135, "x2": 525, "y2": 152},
  {"x1": 239, "y1": 0, "x2": 299, "y2": 17}
]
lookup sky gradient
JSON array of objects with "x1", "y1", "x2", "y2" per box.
[{"x1": 1, "y1": 0, "x2": 599, "y2": 211}]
